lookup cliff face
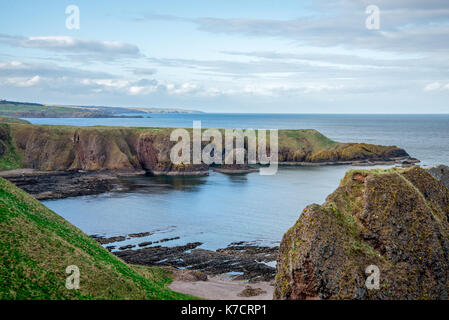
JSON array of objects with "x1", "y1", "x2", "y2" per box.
[
  {"x1": 5, "y1": 124, "x2": 207, "y2": 174},
  {"x1": 0, "y1": 123, "x2": 409, "y2": 174},
  {"x1": 274, "y1": 167, "x2": 449, "y2": 300},
  {"x1": 427, "y1": 164, "x2": 449, "y2": 189}
]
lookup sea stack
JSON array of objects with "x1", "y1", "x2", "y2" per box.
[{"x1": 274, "y1": 166, "x2": 449, "y2": 300}]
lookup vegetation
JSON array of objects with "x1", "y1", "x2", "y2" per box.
[
  {"x1": 275, "y1": 167, "x2": 449, "y2": 299},
  {"x1": 0, "y1": 100, "x2": 119, "y2": 118},
  {"x1": 0, "y1": 177, "x2": 196, "y2": 299},
  {"x1": 0, "y1": 117, "x2": 30, "y2": 124},
  {"x1": 0, "y1": 124, "x2": 24, "y2": 171},
  {"x1": 0, "y1": 122, "x2": 409, "y2": 172},
  {"x1": 0, "y1": 99, "x2": 202, "y2": 118}
]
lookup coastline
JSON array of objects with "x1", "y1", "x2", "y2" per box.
[{"x1": 0, "y1": 156, "x2": 419, "y2": 200}]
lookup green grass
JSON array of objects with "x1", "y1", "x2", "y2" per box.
[
  {"x1": 0, "y1": 124, "x2": 24, "y2": 170},
  {"x1": 0, "y1": 101, "x2": 112, "y2": 118},
  {"x1": 0, "y1": 117, "x2": 30, "y2": 124},
  {"x1": 0, "y1": 177, "x2": 197, "y2": 300}
]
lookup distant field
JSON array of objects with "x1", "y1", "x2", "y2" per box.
[
  {"x1": 0, "y1": 100, "x2": 115, "y2": 118},
  {"x1": 0, "y1": 100, "x2": 203, "y2": 118}
]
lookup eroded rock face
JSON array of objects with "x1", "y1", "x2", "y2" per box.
[
  {"x1": 427, "y1": 165, "x2": 449, "y2": 189},
  {"x1": 274, "y1": 167, "x2": 449, "y2": 300},
  {"x1": 8, "y1": 125, "x2": 209, "y2": 175},
  {"x1": 3, "y1": 123, "x2": 412, "y2": 175}
]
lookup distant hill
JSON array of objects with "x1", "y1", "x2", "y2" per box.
[
  {"x1": 0, "y1": 99, "x2": 203, "y2": 118},
  {"x1": 0, "y1": 177, "x2": 195, "y2": 299}
]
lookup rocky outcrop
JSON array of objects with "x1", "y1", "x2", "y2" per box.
[
  {"x1": 427, "y1": 164, "x2": 449, "y2": 189},
  {"x1": 0, "y1": 123, "x2": 412, "y2": 175},
  {"x1": 274, "y1": 166, "x2": 449, "y2": 300},
  {"x1": 115, "y1": 242, "x2": 278, "y2": 282},
  {"x1": 5, "y1": 124, "x2": 209, "y2": 175},
  {"x1": 0, "y1": 170, "x2": 123, "y2": 200}
]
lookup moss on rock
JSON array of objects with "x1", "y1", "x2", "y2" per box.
[{"x1": 274, "y1": 166, "x2": 449, "y2": 300}]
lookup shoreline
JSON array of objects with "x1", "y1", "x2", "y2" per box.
[
  {"x1": 0, "y1": 157, "x2": 419, "y2": 200},
  {"x1": 90, "y1": 233, "x2": 278, "y2": 282},
  {"x1": 113, "y1": 240, "x2": 278, "y2": 282},
  {"x1": 168, "y1": 276, "x2": 274, "y2": 300}
]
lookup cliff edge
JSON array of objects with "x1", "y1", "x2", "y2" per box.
[
  {"x1": 274, "y1": 166, "x2": 449, "y2": 299},
  {"x1": 0, "y1": 123, "x2": 411, "y2": 174}
]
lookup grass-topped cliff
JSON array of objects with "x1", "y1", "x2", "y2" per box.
[
  {"x1": 274, "y1": 167, "x2": 449, "y2": 300},
  {"x1": 0, "y1": 122, "x2": 409, "y2": 174},
  {"x1": 0, "y1": 177, "x2": 195, "y2": 299},
  {"x1": 0, "y1": 100, "x2": 202, "y2": 118},
  {"x1": 0, "y1": 100, "x2": 120, "y2": 118}
]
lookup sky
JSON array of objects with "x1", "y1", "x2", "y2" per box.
[{"x1": 0, "y1": 0, "x2": 448, "y2": 113}]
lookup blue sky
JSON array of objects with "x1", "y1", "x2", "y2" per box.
[{"x1": 1, "y1": 0, "x2": 448, "y2": 113}]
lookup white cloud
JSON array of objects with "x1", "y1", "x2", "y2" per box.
[
  {"x1": 424, "y1": 81, "x2": 441, "y2": 91},
  {"x1": 4, "y1": 75, "x2": 40, "y2": 87},
  {"x1": 303, "y1": 84, "x2": 344, "y2": 94},
  {"x1": 0, "y1": 34, "x2": 141, "y2": 60}
]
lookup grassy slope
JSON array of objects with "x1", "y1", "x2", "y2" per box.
[
  {"x1": 0, "y1": 124, "x2": 24, "y2": 170},
  {"x1": 0, "y1": 117, "x2": 30, "y2": 124},
  {"x1": 0, "y1": 177, "x2": 196, "y2": 300}
]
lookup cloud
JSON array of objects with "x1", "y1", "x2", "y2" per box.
[
  {"x1": 424, "y1": 82, "x2": 441, "y2": 91},
  {"x1": 0, "y1": 60, "x2": 116, "y2": 78},
  {"x1": 132, "y1": 67, "x2": 158, "y2": 75},
  {"x1": 137, "y1": 2, "x2": 449, "y2": 54},
  {"x1": 3, "y1": 75, "x2": 41, "y2": 87},
  {"x1": 0, "y1": 58, "x2": 349, "y2": 100},
  {"x1": 192, "y1": 17, "x2": 449, "y2": 54},
  {"x1": 0, "y1": 34, "x2": 141, "y2": 60},
  {"x1": 424, "y1": 81, "x2": 449, "y2": 92}
]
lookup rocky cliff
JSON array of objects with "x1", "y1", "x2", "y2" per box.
[
  {"x1": 427, "y1": 164, "x2": 449, "y2": 189},
  {"x1": 274, "y1": 167, "x2": 449, "y2": 300},
  {"x1": 0, "y1": 123, "x2": 411, "y2": 174}
]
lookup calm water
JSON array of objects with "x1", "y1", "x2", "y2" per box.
[{"x1": 36, "y1": 114, "x2": 449, "y2": 250}]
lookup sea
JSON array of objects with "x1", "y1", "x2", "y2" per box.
[{"x1": 25, "y1": 114, "x2": 449, "y2": 250}]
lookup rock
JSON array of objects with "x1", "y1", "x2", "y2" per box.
[
  {"x1": 238, "y1": 286, "x2": 267, "y2": 297},
  {"x1": 138, "y1": 241, "x2": 153, "y2": 247},
  {"x1": 119, "y1": 244, "x2": 136, "y2": 250},
  {"x1": 427, "y1": 164, "x2": 449, "y2": 189},
  {"x1": 91, "y1": 235, "x2": 126, "y2": 245},
  {"x1": 213, "y1": 164, "x2": 259, "y2": 174},
  {"x1": 159, "y1": 236, "x2": 180, "y2": 243},
  {"x1": 129, "y1": 232, "x2": 152, "y2": 238},
  {"x1": 114, "y1": 241, "x2": 278, "y2": 281},
  {"x1": 0, "y1": 170, "x2": 125, "y2": 200},
  {"x1": 274, "y1": 166, "x2": 449, "y2": 300},
  {"x1": 166, "y1": 267, "x2": 208, "y2": 282}
]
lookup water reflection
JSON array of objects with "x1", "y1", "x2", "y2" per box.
[
  {"x1": 225, "y1": 174, "x2": 250, "y2": 184},
  {"x1": 119, "y1": 174, "x2": 208, "y2": 193}
]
